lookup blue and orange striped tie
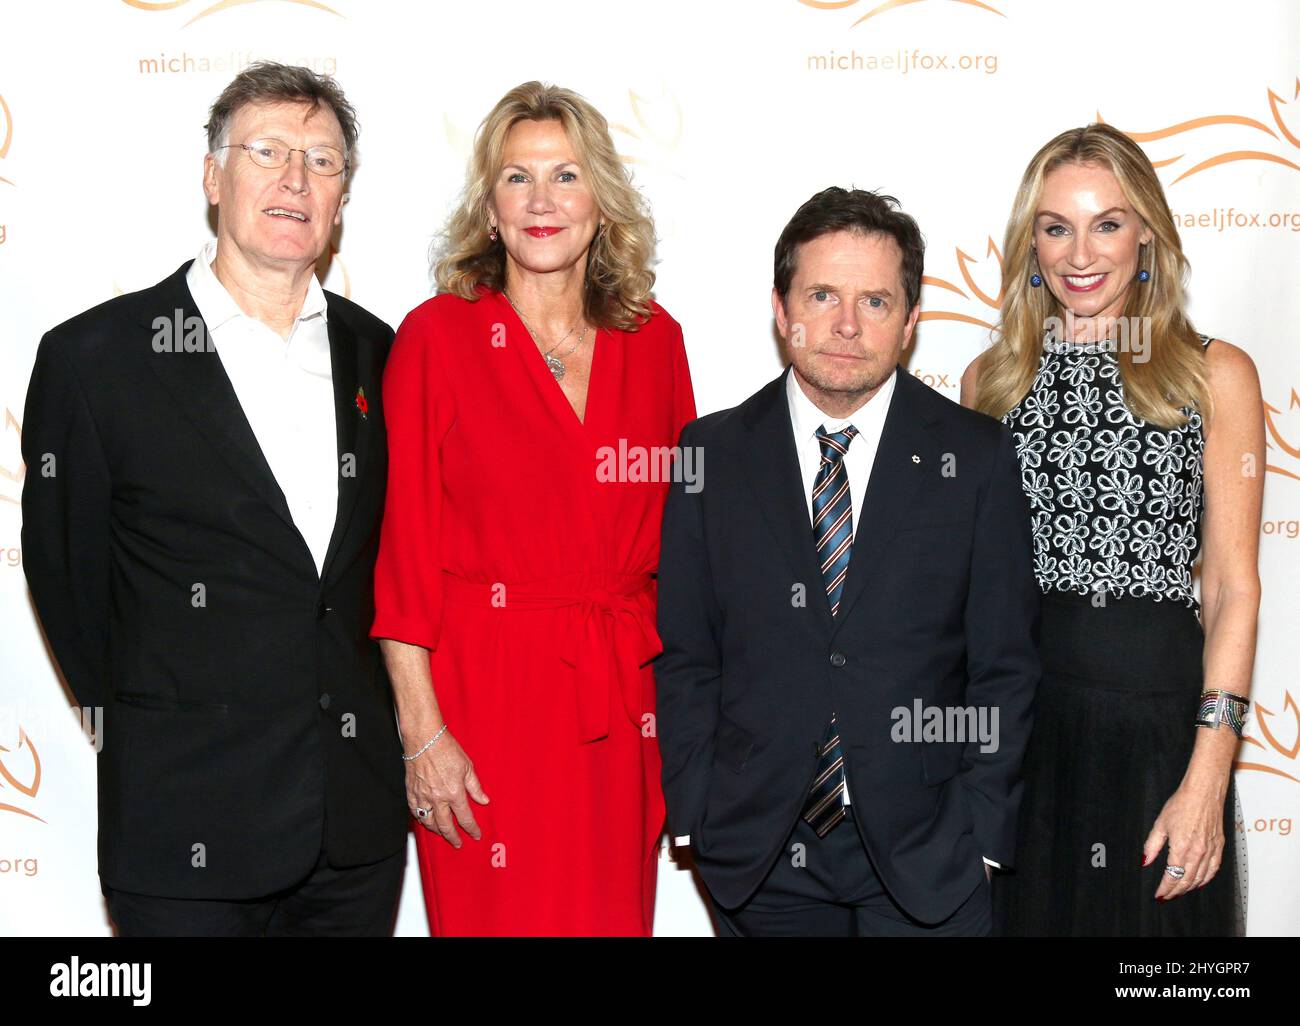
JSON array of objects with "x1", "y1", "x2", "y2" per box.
[{"x1": 802, "y1": 424, "x2": 858, "y2": 838}]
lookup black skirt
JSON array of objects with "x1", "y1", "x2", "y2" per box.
[{"x1": 992, "y1": 591, "x2": 1247, "y2": 936}]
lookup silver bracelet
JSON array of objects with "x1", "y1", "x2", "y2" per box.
[{"x1": 402, "y1": 724, "x2": 448, "y2": 761}]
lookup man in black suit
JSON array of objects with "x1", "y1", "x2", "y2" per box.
[
  {"x1": 21, "y1": 63, "x2": 407, "y2": 936},
  {"x1": 655, "y1": 187, "x2": 1040, "y2": 936}
]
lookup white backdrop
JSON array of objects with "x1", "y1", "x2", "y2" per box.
[{"x1": 0, "y1": 0, "x2": 1296, "y2": 936}]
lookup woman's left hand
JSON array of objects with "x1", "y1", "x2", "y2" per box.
[{"x1": 1142, "y1": 780, "x2": 1227, "y2": 901}]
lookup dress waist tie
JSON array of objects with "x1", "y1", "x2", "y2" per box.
[{"x1": 440, "y1": 571, "x2": 661, "y2": 744}]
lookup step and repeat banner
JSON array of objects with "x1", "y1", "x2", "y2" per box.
[{"x1": 0, "y1": 0, "x2": 1296, "y2": 936}]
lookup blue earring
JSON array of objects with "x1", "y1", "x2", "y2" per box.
[
  {"x1": 1030, "y1": 273, "x2": 1043, "y2": 287},
  {"x1": 1136, "y1": 269, "x2": 1150, "y2": 282}
]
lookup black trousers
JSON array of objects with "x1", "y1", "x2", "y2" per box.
[
  {"x1": 709, "y1": 806, "x2": 990, "y2": 937},
  {"x1": 104, "y1": 831, "x2": 406, "y2": 938}
]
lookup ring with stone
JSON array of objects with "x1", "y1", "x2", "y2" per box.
[
  {"x1": 1164, "y1": 865, "x2": 1186, "y2": 879},
  {"x1": 415, "y1": 807, "x2": 430, "y2": 819}
]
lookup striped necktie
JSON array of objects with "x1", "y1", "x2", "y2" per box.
[{"x1": 801, "y1": 424, "x2": 858, "y2": 838}]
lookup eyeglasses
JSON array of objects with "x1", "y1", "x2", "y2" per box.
[{"x1": 215, "y1": 137, "x2": 349, "y2": 177}]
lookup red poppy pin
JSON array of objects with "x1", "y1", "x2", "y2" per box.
[{"x1": 355, "y1": 386, "x2": 369, "y2": 419}]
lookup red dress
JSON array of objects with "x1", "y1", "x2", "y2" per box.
[{"x1": 372, "y1": 287, "x2": 696, "y2": 936}]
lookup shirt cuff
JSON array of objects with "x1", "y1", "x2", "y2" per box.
[
  {"x1": 674, "y1": 835, "x2": 691, "y2": 846},
  {"x1": 982, "y1": 857, "x2": 1002, "y2": 869}
]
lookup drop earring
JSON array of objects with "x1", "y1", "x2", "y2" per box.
[
  {"x1": 1030, "y1": 272, "x2": 1043, "y2": 287},
  {"x1": 1136, "y1": 268, "x2": 1150, "y2": 282},
  {"x1": 489, "y1": 224, "x2": 498, "y2": 243}
]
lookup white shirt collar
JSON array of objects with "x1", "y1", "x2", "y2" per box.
[
  {"x1": 186, "y1": 238, "x2": 329, "y2": 333},
  {"x1": 785, "y1": 362, "x2": 898, "y2": 441}
]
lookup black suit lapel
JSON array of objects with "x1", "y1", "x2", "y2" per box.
[
  {"x1": 741, "y1": 367, "x2": 834, "y2": 633},
  {"x1": 135, "y1": 263, "x2": 299, "y2": 536},
  {"x1": 318, "y1": 305, "x2": 369, "y2": 585},
  {"x1": 832, "y1": 368, "x2": 942, "y2": 629}
]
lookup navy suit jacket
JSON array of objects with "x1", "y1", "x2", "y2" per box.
[{"x1": 655, "y1": 364, "x2": 1040, "y2": 922}]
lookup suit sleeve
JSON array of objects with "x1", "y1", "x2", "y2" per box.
[
  {"x1": 20, "y1": 334, "x2": 113, "y2": 710},
  {"x1": 654, "y1": 418, "x2": 723, "y2": 840},
  {"x1": 370, "y1": 310, "x2": 449, "y2": 650},
  {"x1": 960, "y1": 425, "x2": 1041, "y2": 867}
]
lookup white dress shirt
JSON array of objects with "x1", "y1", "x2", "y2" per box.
[
  {"x1": 186, "y1": 240, "x2": 339, "y2": 576},
  {"x1": 674, "y1": 366, "x2": 999, "y2": 869}
]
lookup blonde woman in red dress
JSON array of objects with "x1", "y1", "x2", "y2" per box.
[{"x1": 372, "y1": 82, "x2": 696, "y2": 935}]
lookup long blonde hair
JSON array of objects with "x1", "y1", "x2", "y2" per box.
[
  {"x1": 435, "y1": 81, "x2": 657, "y2": 331},
  {"x1": 975, "y1": 123, "x2": 1209, "y2": 428}
]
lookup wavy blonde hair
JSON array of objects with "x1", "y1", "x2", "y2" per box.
[
  {"x1": 434, "y1": 81, "x2": 657, "y2": 331},
  {"x1": 975, "y1": 123, "x2": 1209, "y2": 428}
]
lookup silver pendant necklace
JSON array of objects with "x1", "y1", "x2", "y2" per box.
[{"x1": 504, "y1": 291, "x2": 587, "y2": 381}]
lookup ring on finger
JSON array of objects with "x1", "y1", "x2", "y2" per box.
[
  {"x1": 415, "y1": 806, "x2": 430, "y2": 819},
  {"x1": 1164, "y1": 865, "x2": 1186, "y2": 879}
]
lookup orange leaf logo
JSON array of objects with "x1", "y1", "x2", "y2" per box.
[
  {"x1": 1099, "y1": 78, "x2": 1300, "y2": 185},
  {"x1": 119, "y1": 0, "x2": 343, "y2": 28},
  {"x1": 0, "y1": 408, "x2": 23, "y2": 508},
  {"x1": 610, "y1": 86, "x2": 684, "y2": 174},
  {"x1": 920, "y1": 236, "x2": 1003, "y2": 331},
  {"x1": 0, "y1": 92, "x2": 14, "y2": 187},
  {"x1": 0, "y1": 728, "x2": 45, "y2": 824},
  {"x1": 1263, "y1": 389, "x2": 1300, "y2": 483},
  {"x1": 1237, "y1": 691, "x2": 1300, "y2": 784},
  {"x1": 798, "y1": 0, "x2": 1005, "y2": 28}
]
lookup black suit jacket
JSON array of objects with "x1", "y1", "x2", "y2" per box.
[
  {"x1": 21, "y1": 262, "x2": 408, "y2": 900},
  {"x1": 655, "y1": 365, "x2": 1040, "y2": 922}
]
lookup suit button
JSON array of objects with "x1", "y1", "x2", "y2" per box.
[
  {"x1": 316, "y1": 602, "x2": 330, "y2": 620},
  {"x1": 830, "y1": 652, "x2": 847, "y2": 668},
  {"x1": 319, "y1": 693, "x2": 332, "y2": 710}
]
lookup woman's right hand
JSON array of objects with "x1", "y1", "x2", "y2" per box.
[{"x1": 405, "y1": 731, "x2": 490, "y2": 848}]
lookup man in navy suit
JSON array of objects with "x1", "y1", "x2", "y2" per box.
[{"x1": 655, "y1": 187, "x2": 1040, "y2": 936}]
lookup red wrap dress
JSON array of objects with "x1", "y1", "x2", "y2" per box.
[{"x1": 372, "y1": 287, "x2": 696, "y2": 935}]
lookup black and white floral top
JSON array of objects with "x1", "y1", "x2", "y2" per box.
[{"x1": 1002, "y1": 333, "x2": 1213, "y2": 609}]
